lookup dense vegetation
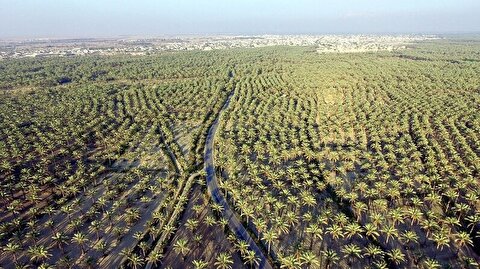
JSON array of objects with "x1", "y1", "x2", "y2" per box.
[
  {"x1": 216, "y1": 41, "x2": 480, "y2": 268},
  {"x1": 0, "y1": 51, "x2": 235, "y2": 268},
  {"x1": 1, "y1": 39, "x2": 479, "y2": 268}
]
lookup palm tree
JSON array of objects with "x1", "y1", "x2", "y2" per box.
[
  {"x1": 192, "y1": 204, "x2": 203, "y2": 216},
  {"x1": 389, "y1": 208, "x2": 404, "y2": 226},
  {"x1": 192, "y1": 259, "x2": 209, "y2": 269},
  {"x1": 149, "y1": 226, "x2": 161, "y2": 242},
  {"x1": 27, "y1": 245, "x2": 52, "y2": 264},
  {"x1": 45, "y1": 219, "x2": 56, "y2": 234},
  {"x1": 321, "y1": 249, "x2": 339, "y2": 269},
  {"x1": 126, "y1": 253, "x2": 144, "y2": 269},
  {"x1": 89, "y1": 220, "x2": 102, "y2": 241},
  {"x1": 422, "y1": 258, "x2": 441, "y2": 269},
  {"x1": 185, "y1": 218, "x2": 199, "y2": 233},
  {"x1": 300, "y1": 251, "x2": 320, "y2": 268},
  {"x1": 243, "y1": 249, "x2": 259, "y2": 268},
  {"x1": 97, "y1": 197, "x2": 107, "y2": 213},
  {"x1": 51, "y1": 232, "x2": 68, "y2": 254},
  {"x1": 381, "y1": 224, "x2": 398, "y2": 244},
  {"x1": 147, "y1": 250, "x2": 163, "y2": 267},
  {"x1": 275, "y1": 216, "x2": 290, "y2": 235},
  {"x1": 163, "y1": 224, "x2": 176, "y2": 237},
  {"x1": 305, "y1": 223, "x2": 323, "y2": 250},
  {"x1": 344, "y1": 222, "x2": 364, "y2": 240},
  {"x1": 253, "y1": 217, "x2": 267, "y2": 239},
  {"x1": 26, "y1": 229, "x2": 40, "y2": 245},
  {"x1": 279, "y1": 254, "x2": 302, "y2": 269},
  {"x1": 326, "y1": 224, "x2": 344, "y2": 241},
  {"x1": 93, "y1": 240, "x2": 108, "y2": 256},
  {"x1": 373, "y1": 260, "x2": 389, "y2": 269},
  {"x1": 341, "y1": 244, "x2": 362, "y2": 266},
  {"x1": 364, "y1": 223, "x2": 380, "y2": 240},
  {"x1": 430, "y1": 230, "x2": 451, "y2": 251},
  {"x1": 406, "y1": 207, "x2": 423, "y2": 226},
  {"x1": 387, "y1": 249, "x2": 406, "y2": 266},
  {"x1": 211, "y1": 203, "x2": 224, "y2": 214},
  {"x1": 173, "y1": 238, "x2": 190, "y2": 259},
  {"x1": 125, "y1": 208, "x2": 141, "y2": 225},
  {"x1": 235, "y1": 240, "x2": 250, "y2": 255},
  {"x1": 205, "y1": 215, "x2": 217, "y2": 227},
  {"x1": 453, "y1": 203, "x2": 470, "y2": 221},
  {"x1": 240, "y1": 205, "x2": 255, "y2": 224},
  {"x1": 262, "y1": 230, "x2": 278, "y2": 255},
  {"x1": 465, "y1": 214, "x2": 480, "y2": 233},
  {"x1": 421, "y1": 218, "x2": 440, "y2": 239},
  {"x1": 369, "y1": 212, "x2": 385, "y2": 228},
  {"x1": 301, "y1": 192, "x2": 317, "y2": 209},
  {"x1": 3, "y1": 242, "x2": 21, "y2": 264},
  {"x1": 214, "y1": 252, "x2": 234, "y2": 269},
  {"x1": 60, "y1": 204, "x2": 74, "y2": 222},
  {"x1": 400, "y1": 230, "x2": 419, "y2": 249},
  {"x1": 71, "y1": 232, "x2": 89, "y2": 256},
  {"x1": 352, "y1": 201, "x2": 367, "y2": 222},
  {"x1": 219, "y1": 217, "x2": 229, "y2": 232},
  {"x1": 139, "y1": 241, "x2": 150, "y2": 257},
  {"x1": 363, "y1": 244, "x2": 384, "y2": 262},
  {"x1": 454, "y1": 231, "x2": 473, "y2": 253},
  {"x1": 193, "y1": 234, "x2": 203, "y2": 246}
]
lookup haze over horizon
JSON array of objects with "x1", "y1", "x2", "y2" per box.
[{"x1": 1, "y1": 0, "x2": 480, "y2": 39}]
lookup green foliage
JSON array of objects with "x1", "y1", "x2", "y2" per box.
[{"x1": 0, "y1": 39, "x2": 479, "y2": 268}]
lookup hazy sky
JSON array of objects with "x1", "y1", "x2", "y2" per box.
[{"x1": 1, "y1": 0, "x2": 479, "y2": 38}]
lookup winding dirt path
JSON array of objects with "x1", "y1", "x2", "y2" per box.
[{"x1": 204, "y1": 90, "x2": 273, "y2": 269}]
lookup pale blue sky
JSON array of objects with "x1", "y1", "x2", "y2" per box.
[{"x1": 1, "y1": 0, "x2": 479, "y2": 38}]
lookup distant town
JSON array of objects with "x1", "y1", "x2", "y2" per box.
[{"x1": 0, "y1": 35, "x2": 438, "y2": 59}]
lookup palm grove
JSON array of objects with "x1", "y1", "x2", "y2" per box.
[{"x1": 1, "y1": 39, "x2": 480, "y2": 268}]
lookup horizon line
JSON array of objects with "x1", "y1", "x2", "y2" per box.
[{"x1": 2, "y1": 31, "x2": 480, "y2": 42}]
